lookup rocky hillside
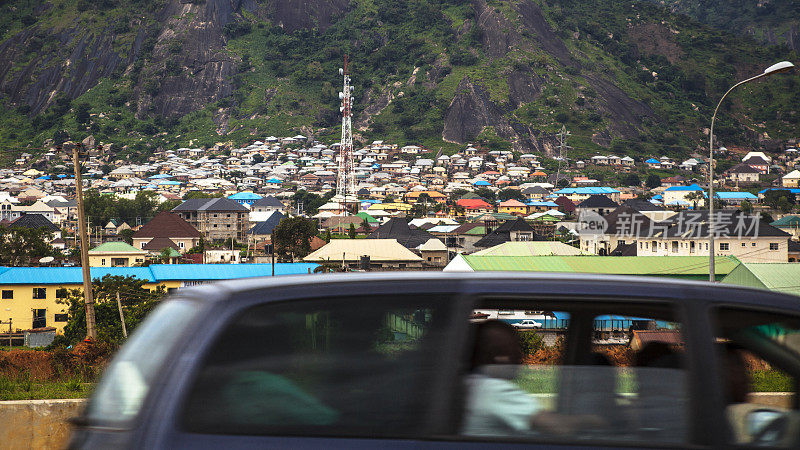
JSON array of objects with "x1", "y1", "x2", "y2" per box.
[
  {"x1": 657, "y1": 0, "x2": 799, "y2": 51},
  {"x1": 0, "y1": 0, "x2": 797, "y2": 162}
]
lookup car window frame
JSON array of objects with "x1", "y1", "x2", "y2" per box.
[
  {"x1": 441, "y1": 292, "x2": 705, "y2": 448},
  {"x1": 698, "y1": 287, "x2": 800, "y2": 448},
  {"x1": 712, "y1": 304, "x2": 800, "y2": 407},
  {"x1": 150, "y1": 279, "x2": 468, "y2": 447}
]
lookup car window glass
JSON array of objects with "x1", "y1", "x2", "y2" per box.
[
  {"x1": 715, "y1": 308, "x2": 800, "y2": 448},
  {"x1": 180, "y1": 295, "x2": 451, "y2": 437},
  {"x1": 459, "y1": 304, "x2": 687, "y2": 445},
  {"x1": 85, "y1": 300, "x2": 201, "y2": 428}
]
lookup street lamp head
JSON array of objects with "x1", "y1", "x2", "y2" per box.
[{"x1": 763, "y1": 61, "x2": 795, "y2": 75}]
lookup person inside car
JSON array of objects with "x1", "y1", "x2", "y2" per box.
[{"x1": 462, "y1": 320, "x2": 603, "y2": 437}]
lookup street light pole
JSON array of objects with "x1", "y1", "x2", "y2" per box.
[{"x1": 708, "y1": 61, "x2": 794, "y2": 282}]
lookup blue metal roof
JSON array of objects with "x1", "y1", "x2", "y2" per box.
[
  {"x1": 664, "y1": 183, "x2": 704, "y2": 192},
  {"x1": 527, "y1": 201, "x2": 559, "y2": 207},
  {"x1": 554, "y1": 187, "x2": 620, "y2": 194},
  {"x1": 228, "y1": 192, "x2": 262, "y2": 200},
  {"x1": 0, "y1": 267, "x2": 156, "y2": 284},
  {"x1": 715, "y1": 192, "x2": 757, "y2": 200},
  {"x1": 759, "y1": 188, "x2": 800, "y2": 194},
  {"x1": 0, "y1": 264, "x2": 318, "y2": 285},
  {"x1": 645, "y1": 158, "x2": 660, "y2": 164}
]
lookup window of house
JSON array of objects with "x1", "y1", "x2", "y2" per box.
[
  {"x1": 179, "y1": 242, "x2": 185, "y2": 248},
  {"x1": 32, "y1": 288, "x2": 46, "y2": 299},
  {"x1": 101, "y1": 259, "x2": 106, "y2": 265},
  {"x1": 54, "y1": 314, "x2": 68, "y2": 322},
  {"x1": 1, "y1": 290, "x2": 12, "y2": 299},
  {"x1": 56, "y1": 288, "x2": 68, "y2": 299},
  {"x1": 459, "y1": 301, "x2": 687, "y2": 445},
  {"x1": 770, "y1": 243, "x2": 779, "y2": 251},
  {"x1": 180, "y1": 295, "x2": 452, "y2": 437},
  {"x1": 720, "y1": 243, "x2": 730, "y2": 251}
]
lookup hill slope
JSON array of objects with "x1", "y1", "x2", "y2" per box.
[{"x1": 0, "y1": 0, "x2": 797, "y2": 162}]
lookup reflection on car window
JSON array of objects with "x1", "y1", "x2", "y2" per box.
[
  {"x1": 460, "y1": 306, "x2": 687, "y2": 445},
  {"x1": 716, "y1": 308, "x2": 800, "y2": 447},
  {"x1": 86, "y1": 300, "x2": 201, "y2": 427},
  {"x1": 181, "y1": 296, "x2": 449, "y2": 437}
]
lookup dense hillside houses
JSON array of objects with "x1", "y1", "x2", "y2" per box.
[{"x1": 0, "y1": 131, "x2": 798, "y2": 343}]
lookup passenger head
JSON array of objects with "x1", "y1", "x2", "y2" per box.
[
  {"x1": 470, "y1": 320, "x2": 524, "y2": 371},
  {"x1": 722, "y1": 344, "x2": 749, "y2": 404},
  {"x1": 636, "y1": 341, "x2": 680, "y2": 368}
]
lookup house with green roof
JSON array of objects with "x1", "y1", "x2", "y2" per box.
[
  {"x1": 443, "y1": 255, "x2": 740, "y2": 281},
  {"x1": 88, "y1": 241, "x2": 148, "y2": 267},
  {"x1": 721, "y1": 263, "x2": 800, "y2": 297},
  {"x1": 771, "y1": 215, "x2": 800, "y2": 240}
]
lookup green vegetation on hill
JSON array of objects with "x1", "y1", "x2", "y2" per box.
[{"x1": 0, "y1": 0, "x2": 797, "y2": 162}]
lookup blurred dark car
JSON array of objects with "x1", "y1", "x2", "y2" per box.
[{"x1": 69, "y1": 273, "x2": 800, "y2": 448}]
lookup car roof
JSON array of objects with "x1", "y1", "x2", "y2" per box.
[{"x1": 174, "y1": 272, "x2": 800, "y2": 311}]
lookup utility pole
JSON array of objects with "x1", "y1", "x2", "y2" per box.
[
  {"x1": 116, "y1": 291, "x2": 127, "y2": 338},
  {"x1": 69, "y1": 141, "x2": 97, "y2": 340},
  {"x1": 271, "y1": 241, "x2": 275, "y2": 276}
]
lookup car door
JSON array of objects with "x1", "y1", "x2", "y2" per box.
[{"x1": 151, "y1": 279, "x2": 466, "y2": 448}]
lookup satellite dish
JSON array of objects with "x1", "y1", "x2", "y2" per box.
[
  {"x1": 339, "y1": 92, "x2": 344, "y2": 99},
  {"x1": 350, "y1": 86, "x2": 354, "y2": 92},
  {"x1": 39, "y1": 256, "x2": 54, "y2": 264},
  {"x1": 339, "y1": 68, "x2": 344, "y2": 75}
]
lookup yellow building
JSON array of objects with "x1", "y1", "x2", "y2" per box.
[
  {"x1": 88, "y1": 242, "x2": 148, "y2": 267},
  {"x1": 0, "y1": 263, "x2": 318, "y2": 334},
  {"x1": 497, "y1": 199, "x2": 528, "y2": 216}
]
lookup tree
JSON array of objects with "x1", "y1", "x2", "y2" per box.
[
  {"x1": 0, "y1": 226, "x2": 57, "y2": 266},
  {"x1": 449, "y1": 188, "x2": 469, "y2": 202},
  {"x1": 252, "y1": 154, "x2": 264, "y2": 164},
  {"x1": 75, "y1": 103, "x2": 91, "y2": 125},
  {"x1": 646, "y1": 174, "x2": 662, "y2": 189},
  {"x1": 739, "y1": 200, "x2": 753, "y2": 215},
  {"x1": 497, "y1": 189, "x2": 526, "y2": 202},
  {"x1": 475, "y1": 188, "x2": 496, "y2": 202},
  {"x1": 763, "y1": 190, "x2": 795, "y2": 211},
  {"x1": 119, "y1": 228, "x2": 134, "y2": 245},
  {"x1": 273, "y1": 217, "x2": 318, "y2": 261},
  {"x1": 622, "y1": 174, "x2": 641, "y2": 187},
  {"x1": 58, "y1": 275, "x2": 165, "y2": 348},
  {"x1": 348, "y1": 223, "x2": 357, "y2": 239}
]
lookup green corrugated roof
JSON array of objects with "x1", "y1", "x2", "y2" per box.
[
  {"x1": 771, "y1": 215, "x2": 800, "y2": 228},
  {"x1": 89, "y1": 241, "x2": 144, "y2": 253},
  {"x1": 461, "y1": 255, "x2": 739, "y2": 276},
  {"x1": 356, "y1": 212, "x2": 378, "y2": 223},
  {"x1": 721, "y1": 263, "x2": 800, "y2": 296},
  {"x1": 472, "y1": 242, "x2": 587, "y2": 257},
  {"x1": 463, "y1": 226, "x2": 487, "y2": 235}
]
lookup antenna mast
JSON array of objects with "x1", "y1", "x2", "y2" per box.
[
  {"x1": 335, "y1": 55, "x2": 356, "y2": 215},
  {"x1": 555, "y1": 125, "x2": 571, "y2": 186}
]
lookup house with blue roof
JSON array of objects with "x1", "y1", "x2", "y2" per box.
[
  {"x1": 0, "y1": 263, "x2": 318, "y2": 333},
  {"x1": 663, "y1": 184, "x2": 706, "y2": 207},
  {"x1": 228, "y1": 191, "x2": 263, "y2": 207},
  {"x1": 553, "y1": 187, "x2": 620, "y2": 203},
  {"x1": 645, "y1": 158, "x2": 661, "y2": 168},
  {"x1": 714, "y1": 191, "x2": 758, "y2": 206}
]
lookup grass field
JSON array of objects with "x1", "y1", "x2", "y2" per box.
[
  {"x1": 514, "y1": 365, "x2": 791, "y2": 394},
  {"x1": 0, "y1": 376, "x2": 95, "y2": 401}
]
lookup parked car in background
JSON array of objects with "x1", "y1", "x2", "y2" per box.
[
  {"x1": 70, "y1": 273, "x2": 800, "y2": 448},
  {"x1": 512, "y1": 319, "x2": 542, "y2": 329}
]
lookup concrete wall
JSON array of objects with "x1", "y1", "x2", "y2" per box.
[{"x1": 0, "y1": 399, "x2": 85, "y2": 450}]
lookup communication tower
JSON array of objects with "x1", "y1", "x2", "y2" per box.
[{"x1": 334, "y1": 55, "x2": 357, "y2": 214}]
